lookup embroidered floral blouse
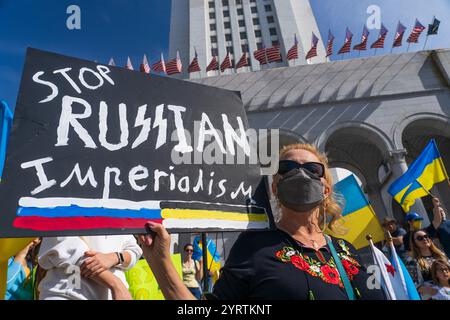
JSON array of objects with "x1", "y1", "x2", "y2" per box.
[{"x1": 211, "y1": 229, "x2": 386, "y2": 300}]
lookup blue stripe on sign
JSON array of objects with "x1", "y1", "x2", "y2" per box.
[{"x1": 17, "y1": 206, "x2": 162, "y2": 219}]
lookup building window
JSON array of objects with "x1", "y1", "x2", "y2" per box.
[
  {"x1": 255, "y1": 30, "x2": 262, "y2": 37},
  {"x1": 209, "y1": 12, "x2": 215, "y2": 19},
  {"x1": 253, "y1": 18, "x2": 260, "y2": 25},
  {"x1": 267, "y1": 16, "x2": 274, "y2": 23},
  {"x1": 265, "y1": 4, "x2": 272, "y2": 12},
  {"x1": 211, "y1": 35, "x2": 218, "y2": 43},
  {"x1": 225, "y1": 33, "x2": 233, "y2": 41},
  {"x1": 240, "y1": 32, "x2": 247, "y2": 39},
  {"x1": 236, "y1": 0, "x2": 242, "y2": 4},
  {"x1": 269, "y1": 27, "x2": 277, "y2": 36},
  {"x1": 209, "y1": 1, "x2": 215, "y2": 9},
  {"x1": 222, "y1": 0, "x2": 229, "y2": 6},
  {"x1": 257, "y1": 42, "x2": 263, "y2": 50},
  {"x1": 241, "y1": 44, "x2": 249, "y2": 52},
  {"x1": 210, "y1": 24, "x2": 216, "y2": 31},
  {"x1": 224, "y1": 21, "x2": 231, "y2": 29},
  {"x1": 251, "y1": 6, "x2": 258, "y2": 13},
  {"x1": 223, "y1": 10, "x2": 230, "y2": 17},
  {"x1": 250, "y1": 0, "x2": 256, "y2": 2},
  {"x1": 237, "y1": 8, "x2": 244, "y2": 15},
  {"x1": 272, "y1": 40, "x2": 279, "y2": 46},
  {"x1": 238, "y1": 20, "x2": 245, "y2": 27},
  {"x1": 227, "y1": 46, "x2": 234, "y2": 54},
  {"x1": 212, "y1": 48, "x2": 219, "y2": 56}
]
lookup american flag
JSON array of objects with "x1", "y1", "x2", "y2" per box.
[
  {"x1": 286, "y1": 34, "x2": 299, "y2": 61},
  {"x1": 235, "y1": 52, "x2": 249, "y2": 69},
  {"x1": 392, "y1": 22, "x2": 407, "y2": 47},
  {"x1": 140, "y1": 54, "x2": 150, "y2": 74},
  {"x1": 338, "y1": 28, "x2": 353, "y2": 54},
  {"x1": 407, "y1": 19, "x2": 425, "y2": 43},
  {"x1": 353, "y1": 25, "x2": 370, "y2": 51},
  {"x1": 108, "y1": 58, "x2": 116, "y2": 66},
  {"x1": 151, "y1": 53, "x2": 166, "y2": 73},
  {"x1": 188, "y1": 50, "x2": 201, "y2": 73},
  {"x1": 220, "y1": 52, "x2": 233, "y2": 72},
  {"x1": 254, "y1": 47, "x2": 268, "y2": 65},
  {"x1": 266, "y1": 46, "x2": 282, "y2": 63},
  {"x1": 166, "y1": 51, "x2": 182, "y2": 75},
  {"x1": 206, "y1": 56, "x2": 219, "y2": 72},
  {"x1": 305, "y1": 33, "x2": 319, "y2": 60},
  {"x1": 371, "y1": 24, "x2": 388, "y2": 49},
  {"x1": 125, "y1": 56, "x2": 134, "y2": 70},
  {"x1": 326, "y1": 30, "x2": 335, "y2": 57}
]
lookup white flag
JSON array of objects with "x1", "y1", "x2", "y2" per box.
[{"x1": 369, "y1": 240, "x2": 410, "y2": 300}]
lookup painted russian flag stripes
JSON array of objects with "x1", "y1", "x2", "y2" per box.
[{"x1": 14, "y1": 197, "x2": 269, "y2": 231}]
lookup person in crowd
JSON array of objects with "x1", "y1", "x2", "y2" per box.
[
  {"x1": 403, "y1": 210, "x2": 442, "y2": 253},
  {"x1": 432, "y1": 197, "x2": 450, "y2": 257},
  {"x1": 428, "y1": 258, "x2": 450, "y2": 300},
  {"x1": 5, "y1": 238, "x2": 41, "y2": 300},
  {"x1": 138, "y1": 143, "x2": 386, "y2": 300},
  {"x1": 405, "y1": 229, "x2": 448, "y2": 299},
  {"x1": 182, "y1": 243, "x2": 203, "y2": 299},
  {"x1": 382, "y1": 217, "x2": 407, "y2": 258},
  {"x1": 37, "y1": 235, "x2": 142, "y2": 300}
]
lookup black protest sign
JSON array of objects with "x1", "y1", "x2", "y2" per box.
[{"x1": 0, "y1": 48, "x2": 274, "y2": 238}]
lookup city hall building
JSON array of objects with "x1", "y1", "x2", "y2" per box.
[{"x1": 169, "y1": 0, "x2": 450, "y2": 257}]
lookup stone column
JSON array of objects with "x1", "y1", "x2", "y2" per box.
[{"x1": 387, "y1": 149, "x2": 430, "y2": 225}]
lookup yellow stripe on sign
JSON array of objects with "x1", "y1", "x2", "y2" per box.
[{"x1": 161, "y1": 209, "x2": 269, "y2": 222}]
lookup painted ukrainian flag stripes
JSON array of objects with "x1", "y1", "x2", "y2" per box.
[
  {"x1": 388, "y1": 139, "x2": 448, "y2": 212},
  {"x1": 328, "y1": 174, "x2": 384, "y2": 249}
]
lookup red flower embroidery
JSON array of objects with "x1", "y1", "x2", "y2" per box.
[
  {"x1": 320, "y1": 265, "x2": 340, "y2": 285},
  {"x1": 290, "y1": 255, "x2": 309, "y2": 271},
  {"x1": 342, "y1": 259, "x2": 359, "y2": 277}
]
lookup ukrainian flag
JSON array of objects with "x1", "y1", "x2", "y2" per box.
[
  {"x1": 388, "y1": 139, "x2": 448, "y2": 213},
  {"x1": 328, "y1": 174, "x2": 385, "y2": 249},
  {"x1": 192, "y1": 235, "x2": 222, "y2": 284}
]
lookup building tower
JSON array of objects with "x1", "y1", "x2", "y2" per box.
[{"x1": 169, "y1": 0, "x2": 326, "y2": 79}]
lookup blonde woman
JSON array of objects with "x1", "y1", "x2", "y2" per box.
[
  {"x1": 138, "y1": 143, "x2": 386, "y2": 300},
  {"x1": 429, "y1": 259, "x2": 450, "y2": 300}
]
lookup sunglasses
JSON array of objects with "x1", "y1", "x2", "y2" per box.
[
  {"x1": 278, "y1": 160, "x2": 325, "y2": 178},
  {"x1": 415, "y1": 235, "x2": 430, "y2": 241},
  {"x1": 185, "y1": 249, "x2": 193, "y2": 252}
]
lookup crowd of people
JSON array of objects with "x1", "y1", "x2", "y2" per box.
[{"x1": 4, "y1": 143, "x2": 450, "y2": 300}]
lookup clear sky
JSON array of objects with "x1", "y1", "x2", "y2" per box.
[{"x1": 1, "y1": 0, "x2": 449, "y2": 109}]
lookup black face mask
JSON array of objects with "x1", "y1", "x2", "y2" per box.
[{"x1": 276, "y1": 167, "x2": 325, "y2": 212}]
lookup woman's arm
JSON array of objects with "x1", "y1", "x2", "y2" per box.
[
  {"x1": 138, "y1": 222, "x2": 196, "y2": 300},
  {"x1": 195, "y1": 258, "x2": 203, "y2": 282},
  {"x1": 90, "y1": 269, "x2": 132, "y2": 300}
]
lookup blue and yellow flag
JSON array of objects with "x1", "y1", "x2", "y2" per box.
[
  {"x1": 192, "y1": 235, "x2": 221, "y2": 283},
  {"x1": 388, "y1": 139, "x2": 448, "y2": 212},
  {"x1": 328, "y1": 174, "x2": 384, "y2": 249}
]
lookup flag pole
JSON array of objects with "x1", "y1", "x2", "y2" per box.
[
  {"x1": 423, "y1": 36, "x2": 429, "y2": 50},
  {"x1": 415, "y1": 179, "x2": 436, "y2": 198},
  {"x1": 201, "y1": 233, "x2": 209, "y2": 293}
]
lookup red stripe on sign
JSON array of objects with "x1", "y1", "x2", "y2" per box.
[{"x1": 13, "y1": 216, "x2": 163, "y2": 231}]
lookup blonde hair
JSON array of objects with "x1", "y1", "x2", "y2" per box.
[
  {"x1": 273, "y1": 143, "x2": 344, "y2": 233},
  {"x1": 431, "y1": 258, "x2": 450, "y2": 286},
  {"x1": 409, "y1": 230, "x2": 447, "y2": 271}
]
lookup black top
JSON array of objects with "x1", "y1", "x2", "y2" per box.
[{"x1": 211, "y1": 229, "x2": 386, "y2": 300}]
